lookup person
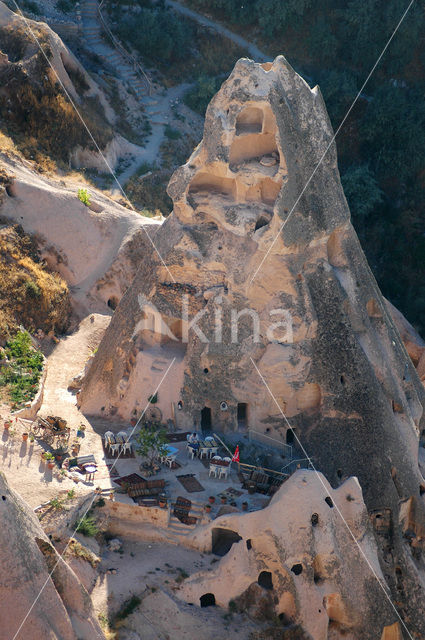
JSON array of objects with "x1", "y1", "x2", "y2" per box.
[{"x1": 188, "y1": 432, "x2": 200, "y2": 451}]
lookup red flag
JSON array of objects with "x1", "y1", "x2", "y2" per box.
[{"x1": 232, "y1": 445, "x2": 240, "y2": 463}]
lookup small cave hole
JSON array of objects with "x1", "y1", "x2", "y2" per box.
[
  {"x1": 340, "y1": 375, "x2": 346, "y2": 385},
  {"x1": 200, "y1": 593, "x2": 216, "y2": 607},
  {"x1": 5, "y1": 184, "x2": 16, "y2": 197},
  {"x1": 258, "y1": 571, "x2": 273, "y2": 590},
  {"x1": 314, "y1": 572, "x2": 324, "y2": 585},
  {"x1": 291, "y1": 563, "x2": 303, "y2": 576},
  {"x1": 311, "y1": 513, "x2": 319, "y2": 526},
  {"x1": 1, "y1": 495, "x2": 6, "y2": 501},
  {"x1": 420, "y1": 484, "x2": 425, "y2": 496},
  {"x1": 325, "y1": 496, "x2": 334, "y2": 508},
  {"x1": 337, "y1": 469, "x2": 343, "y2": 479},
  {"x1": 218, "y1": 245, "x2": 222, "y2": 250},
  {"x1": 254, "y1": 215, "x2": 270, "y2": 232},
  {"x1": 246, "y1": 539, "x2": 252, "y2": 550},
  {"x1": 278, "y1": 612, "x2": 291, "y2": 625},
  {"x1": 203, "y1": 368, "x2": 209, "y2": 374},
  {"x1": 107, "y1": 296, "x2": 118, "y2": 310},
  {"x1": 212, "y1": 528, "x2": 242, "y2": 556}
]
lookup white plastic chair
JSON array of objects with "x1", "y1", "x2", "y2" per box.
[
  {"x1": 199, "y1": 447, "x2": 209, "y2": 460},
  {"x1": 219, "y1": 467, "x2": 229, "y2": 479},
  {"x1": 223, "y1": 457, "x2": 232, "y2": 463},
  {"x1": 212, "y1": 455, "x2": 222, "y2": 461},
  {"x1": 188, "y1": 446, "x2": 197, "y2": 460},
  {"x1": 209, "y1": 465, "x2": 218, "y2": 478},
  {"x1": 104, "y1": 431, "x2": 115, "y2": 450},
  {"x1": 122, "y1": 441, "x2": 132, "y2": 455},
  {"x1": 109, "y1": 443, "x2": 121, "y2": 457}
]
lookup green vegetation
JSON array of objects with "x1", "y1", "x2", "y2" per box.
[
  {"x1": 75, "y1": 514, "x2": 99, "y2": 537},
  {"x1": 0, "y1": 331, "x2": 44, "y2": 410},
  {"x1": 164, "y1": 125, "x2": 181, "y2": 140},
  {"x1": 106, "y1": 0, "x2": 246, "y2": 86},
  {"x1": 67, "y1": 538, "x2": 100, "y2": 568},
  {"x1": 115, "y1": 595, "x2": 141, "y2": 621},
  {"x1": 55, "y1": 0, "x2": 76, "y2": 14},
  {"x1": 135, "y1": 427, "x2": 168, "y2": 465},
  {"x1": 184, "y1": 75, "x2": 222, "y2": 115},
  {"x1": 77, "y1": 188, "x2": 91, "y2": 206},
  {"x1": 185, "y1": 0, "x2": 425, "y2": 334},
  {"x1": 49, "y1": 497, "x2": 64, "y2": 510}
]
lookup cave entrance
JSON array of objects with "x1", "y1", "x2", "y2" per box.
[
  {"x1": 212, "y1": 528, "x2": 242, "y2": 556},
  {"x1": 201, "y1": 406, "x2": 212, "y2": 431},
  {"x1": 258, "y1": 571, "x2": 274, "y2": 590},
  {"x1": 286, "y1": 428, "x2": 296, "y2": 445},
  {"x1": 237, "y1": 403, "x2": 248, "y2": 429},
  {"x1": 200, "y1": 593, "x2": 216, "y2": 607}
]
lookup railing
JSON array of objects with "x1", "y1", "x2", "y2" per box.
[
  {"x1": 248, "y1": 428, "x2": 293, "y2": 458},
  {"x1": 280, "y1": 457, "x2": 313, "y2": 474},
  {"x1": 98, "y1": 0, "x2": 151, "y2": 95}
]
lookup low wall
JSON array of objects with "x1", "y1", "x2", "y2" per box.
[
  {"x1": 102, "y1": 498, "x2": 170, "y2": 537},
  {"x1": 12, "y1": 360, "x2": 47, "y2": 421}
]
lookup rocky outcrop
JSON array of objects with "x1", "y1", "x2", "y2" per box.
[
  {"x1": 179, "y1": 471, "x2": 401, "y2": 639},
  {"x1": 0, "y1": 472, "x2": 104, "y2": 639},
  {"x1": 80, "y1": 56, "x2": 425, "y2": 636}
]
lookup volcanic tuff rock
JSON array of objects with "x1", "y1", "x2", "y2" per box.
[
  {"x1": 0, "y1": 472, "x2": 104, "y2": 639},
  {"x1": 80, "y1": 56, "x2": 425, "y2": 636},
  {"x1": 180, "y1": 470, "x2": 401, "y2": 639}
]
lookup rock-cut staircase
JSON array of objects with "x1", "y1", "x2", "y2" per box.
[{"x1": 80, "y1": 0, "x2": 150, "y2": 100}]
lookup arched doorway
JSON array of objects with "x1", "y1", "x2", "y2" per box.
[
  {"x1": 237, "y1": 403, "x2": 248, "y2": 429},
  {"x1": 286, "y1": 428, "x2": 295, "y2": 445},
  {"x1": 201, "y1": 407, "x2": 212, "y2": 431}
]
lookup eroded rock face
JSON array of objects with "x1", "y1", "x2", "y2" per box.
[
  {"x1": 0, "y1": 472, "x2": 104, "y2": 640},
  {"x1": 80, "y1": 56, "x2": 425, "y2": 635},
  {"x1": 179, "y1": 471, "x2": 399, "y2": 640}
]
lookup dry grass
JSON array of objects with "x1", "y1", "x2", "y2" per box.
[
  {"x1": 0, "y1": 223, "x2": 70, "y2": 339},
  {"x1": 65, "y1": 538, "x2": 100, "y2": 569}
]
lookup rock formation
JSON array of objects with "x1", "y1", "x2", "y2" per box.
[
  {"x1": 80, "y1": 56, "x2": 425, "y2": 636},
  {"x1": 0, "y1": 472, "x2": 104, "y2": 639},
  {"x1": 179, "y1": 470, "x2": 402, "y2": 639}
]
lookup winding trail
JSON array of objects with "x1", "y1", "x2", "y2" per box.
[{"x1": 165, "y1": 0, "x2": 268, "y2": 62}]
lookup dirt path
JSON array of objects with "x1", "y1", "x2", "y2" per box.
[{"x1": 165, "y1": 0, "x2": 268, "y2": 62}]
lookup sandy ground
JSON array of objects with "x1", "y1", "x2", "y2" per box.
[{"x1": 91, "y1": 538, "x2": 259, "y2": 639}]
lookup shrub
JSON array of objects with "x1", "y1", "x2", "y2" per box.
[
  {"x1": 75, "y1": 514, "x2": 99, "y2": 537},
  {"x1": 77, "y1": 188, "x2": 91, "y2": 206},
  {"x1": 115, "y1": 595, "x2": 141, "y2": 621},
  {"x1": 0, "y1": 330, "x2": 44, "y2": 409}
]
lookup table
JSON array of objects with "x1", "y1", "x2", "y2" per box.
[{"x1": 199, "y1": 439, "x2": 219, "y2": 458}]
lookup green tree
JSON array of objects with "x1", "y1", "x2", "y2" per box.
[
  {"x1": 135, "y1": 428, "x2": 168, "y2": 466},
  {"x1": 341, "y1": 164, "x2": 383, "y2": 223}
]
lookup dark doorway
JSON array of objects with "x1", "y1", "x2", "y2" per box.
[
  {"x1": 258, "y1": 571, "x2": 273, "y2": 590},
  {"x1": 201, "y1": 406, "x2": 212, "y2": 430},
  {"x1": 286, "y1": 428, "x2": 295, "y2": 445},
  {"x1": 237, "y1": 403, "x2": 248, "y2": 428},
  {"x1": 200, "y1": 593, "x2": 216, "y2": 607},
  {"x1": 212, "y1": 528, "x2": 242, "y2": 556}
]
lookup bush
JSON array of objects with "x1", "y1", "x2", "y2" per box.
[
  {"x1": 0, "y1": 331, "x2": 44, "y2": 409},
  {"x1": 77, "y1": 188, "x2": 91, "y2": 206},
  {"x1": 75, "y1": 514, "x2": 99, "y2": 537},
  {"x1": 184, "y1": 75, "x2": 222, "y2": 115}
]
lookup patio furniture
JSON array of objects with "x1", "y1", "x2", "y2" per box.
[
  {"x1": 212, "y1": 455, "x2": 222, "y2": 461},
  {"x1": 127, "y1": 479, "x2": 166, "y2": 499},
  {"x1": 109, "y1": 443, "x2": 121, "y2": 457},
  {"x1": 219, "y1": 466, "x2": 229, "y2": 480},
  {"x1": 104, "y1": 431, "x2": 115, "y2": 450},
  {"x1": 199, "y1": 444, "x2": 210, "y2": 459},
  {"x1": 188, "y1": 445, "x2": 198, "y2": 459},
  {"x1": 122, "y1": 441, "x2": 133, "y2": 455},
  {"x1": 115, "y1": 432, "x2": 127, "y2": 444},
  {"x1": 209, "y1": 464, "x2": 218, "y2": 478},
  {"x1": 223, "y1": 457, "x2": 232, "y2": 463}
]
